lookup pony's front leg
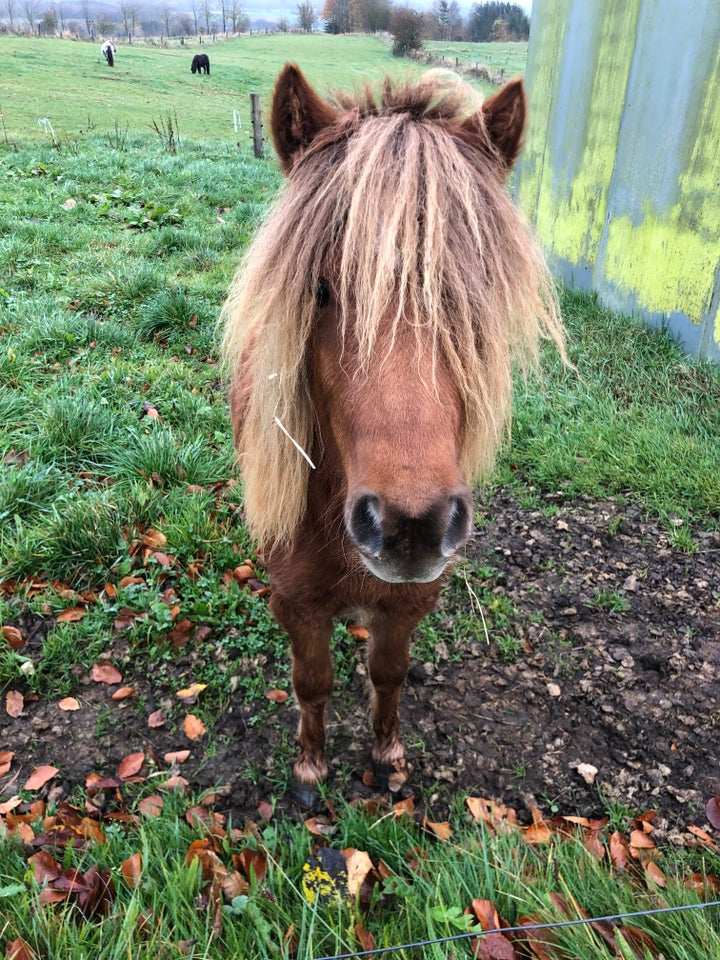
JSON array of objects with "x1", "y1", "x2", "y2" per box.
[
  {"x1": 366, "y1": 601, "x2": 436, "y2": 786},
  {"x1": 269, "y1": 594, "x2": 333, "y2": 805}
]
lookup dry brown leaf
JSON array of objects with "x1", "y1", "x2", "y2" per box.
[
  {"x1": 342, "y1": 848, "x2": 374, "y2": 897},
  {"x1": 121, "y1": 852, "x2": 143, "y2": 888},
  {"x1": 25, "y1": 765, "x2": 59, "y2": 791},
  {"x1": 138, "y1": 795, "x2": 164, "y2": 817},
  {"x1": 5, "y1": 690, "x2": 23, "y2": 718},
  {"x1": 644, "y1": 861, "x2": 667, "y2": 887},
  {"x1": 56, "y1": 607, "x2": 86, "y2": 623},
  {"x1": 159, "y1": 775, "x2": 190, "y2": 792},
  {"x1": 2, "y1": 625, "x2": 25, "y2": 650},
  {"x1": 118, "y1": 752, "x2": 145, "y2": 780},
  {"x1": 110, "y1": 686, "x2": 136, "y2": 701},
  {"x1": 148, "y1": 710, "x2": 166, "y2": 728},
  {"x1": 610, "y1": 830, "x2": 631, "y2": 870},
  {"x1": 687, "y1": 823, "x2": 718, "y2": 848},
  {"x1": 0, "y1": 750, "x2": 14, "y2": 777},
  {"x1": 355, "y1": 923, "x2": 375, "y2": 952},
  {"x1": 164, "y1": 750, "x2": 191, "y2": 765},
  {"x1": 705, "y1": 796, "x2": 720, "y2": 831},
  {"x1": 629, "y1": 829, "x2": 655, "y2": 851},
  {"x1": 265, "y1": 689, "x2": 289, "y2": 703},
  {"x1": 176, "y1": 682, "x2": 207, "y2": 703},
  {"x1": 92, "y1": 662, "x2": 123, "y2": 685},
  {"x1": 423, "y1": 818, "x2": 452, "y2": 841},
  {"x1": 58, "y1": 697, "x2": 81, "y2": 711},
  {"x1": 183, "y1": 714, "x2": 206, "y2": 740},
  {"x1": 0, "y1": 795, "x2": 22, "y2": 815},
  {"x1": 5, "y1": 938, "x2": 35, "y2": 960},
  {"x1": 347, "y1": 625, "x2": 370, "y2": 640},
  {"x1": 393, "y1": 797, "x2": 415, "y2": 817},
  {"x1": 142, "y1": 529, "x2": 167, "y2": 549}
]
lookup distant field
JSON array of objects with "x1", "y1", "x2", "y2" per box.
[
  {"x1": 425, "y1": 40, "x2": 528, "y2": 77},
  {"x1": 0, "y1": 34, "x2": 496, "y2": 144}
]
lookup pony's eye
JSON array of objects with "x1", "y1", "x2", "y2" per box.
[{"x1": 315, "y1": 279, "x2": 331, "y2": 310}]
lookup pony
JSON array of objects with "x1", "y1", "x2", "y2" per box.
[
  {"x1": 222, "y1": 64, "x2": 564, "y2": 804},
  {"x1": 101, "y1": 40, "x2": 116, "y2": 67},
  {"x1": 191, "y1": 53, "x2": 210, "y2": 75}
]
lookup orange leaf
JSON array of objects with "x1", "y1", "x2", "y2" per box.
[
  {"x1": 103, "y1": 583, "x2": 118, "y2": 598},
  {"x1": 92, "y1": 662, "x2": 123, "y2": 685},
  {"x1": 6, "y1": 690, "x2": 24, "y2": 718},
  {"x1": 393, "y1": 797, "x2": 415, "y2": 817},
  {"x1": 176, "y1": 682, "x2": 207, "y2": 703},
  {"x1": 687, "y1": 824, "x2": 718, "y2": 847},
  {"x1": 629, "y1": 829, "x2": 655, "y2": 851},
  {"x1": 58, "y1": 697, "x2": 81, "y2": 711},
  {"x1": 111, "y1": 686, "x2": 136, "y2": 701},
  {"x1": 423, "y1": 818, "x2": 452, "y2": 840},
  {"x1": 118, "y1": 752, "x2": 145, "y2": 780},
  {"x1": 159, "y1": 775, "x2": 190, "y2": 792},
  {"x1": 121, "y1": 852, "x2": 143, "y2": 888},
  {"x1": 25, "y1": 765, "x2": 59, "y2": 791},
  {"x1": 2, "y1": 625, "x2": 25, "y2": 650},
  {"x1": 265, "y1": 689, "x2": 288, "y2": 703},
  {"x1": 142, "y1": 529, "x2": 167, "y2": 549},
  {"x1": 5, "y1": 938, "x2": 35, "y2": 960},
  {"x1": 342, "y1": 848, "x2": 374, "y2": 897},
  {"x1": 0, "y1": 795, "x2": 22, "y2": 815},
  {"x1": 610, "y1": 830, "x2": 631, "y2": 870},
  {"x1": 347, "y1": 625, "x2": 369, "y2": 640},
  {"x1": 355, "y1": 924, "x2": 375, "y2": 952},
  {"x1": 0, "y1": 750, "x2": 14, "y2": 777},
  {"x1": 138, "y1": 795, "x2": 164, "y2": 817},
  {"x1": 56, "y1": 607, "x2": 86, "y2": 623},
  {"x1": 164, "y1": 750, "x2": 191, "y2": 765},
  {"x1": 644, "y1": 861, "x2": 667, "y2": 887},
  {"x1": 183, "y1": 714, "x2": 206, "y2": 740}
]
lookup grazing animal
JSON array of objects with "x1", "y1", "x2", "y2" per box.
[
  {"x1": 222, "y1": 64, "x2": 564, "y2": 804},
  {"x1": 191, "y1": 53, "x2": 210, "y2": 75},
  {"x1": 101, "y1": 40, "x2": 116, "y2": 67}
]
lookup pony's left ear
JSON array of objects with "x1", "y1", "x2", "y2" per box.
[
  {"x1": 271, "y1": 63, "x2": 337, "y2": 174},
  {"x1": 463, "y1": 77, "x2": 527, "y2": 174}
]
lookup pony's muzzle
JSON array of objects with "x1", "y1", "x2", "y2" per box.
[{"x1": 346, "y1": 489, "x2": 473, "y2": 583}]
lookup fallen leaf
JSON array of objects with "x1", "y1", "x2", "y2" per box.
[
  {"x1": 342, "y1": 848, "x2": 374, "y2": 897},
  {"x1": 355, "y1": 923, "x2": 375, "y2": 952},
  {"x1": 121, "y1": 852, "x2": 143, "y2": 888},
  {"x1": 5, "y1": 938, "x2": 35, "y2": 960},
  {"x1": 265, "y1": 689, "x2": 288, "y2": 703},
  {"x1": 347, "y1": 625, "x2": 369, "y2": 640},
  {"x1": 118, "y1": 752, "x2": 145, "y2": 780},
  {"x1": 6, "y1": 690, "x2": 24, "y2": 718},
  {"x1": 644, "y1": 861, "x2": 667, "y2": 887},
  {"x1": 159, "y1": 775, "x2": 190, "y2": 792},
  {"x1": 2, "y1": 625, "x2": 25, "y2": 650},
  {"x1": 423, "y1": 818, "x2": 452, "y2": 841},
  {"x1": 138, "y1": 795, "x2": 164, "y2": 817},
  {"x1": 142, "y1": 529, "x2": 167, "y2": 549},
  {"x1": 164, "y1": 750, "x2": 190, "y2": 765},
  {"x1": 56, "y1": 607, "x2": 86, "y2": 623},
  {"x1": 25, "y1": 765, "x2": 59, "y2": 791},
  {"x1": 0, "y1": 750, "x2": 14, "y2": 777},
  {"x1": 176, "y1": 682, "x2": 207, "y2": 704},
  {"x1": 58, "y1": 697, "x2": 81, "y2": 711},
  {"x1": 110, "y1": 686, "x2": 136, "y2": 701},
  {"x1": 0, "y1": 795, "x2": 22, "y2": 815},
  {"x1": 687, "y1": 824, "x2": 718, "y2": 847},
  {"x1": 92, "y1": 662, "x2": 123, "y2": 685},
  {"x1": 183, "y1": 714, "x2": 206, "y2": 740},
  {"x1": 148, "y1": 710, "x2": 166, "y2": 728},
  {"x1": 610, "y1": 830, "x2": 630, "y2": 870},
  {"x1": 705, "y1": 796, "x2": 720, "y2": 831}
]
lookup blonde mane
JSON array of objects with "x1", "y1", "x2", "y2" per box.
[{"x1": 221, "y1": 72, "x2": 564, "y2": 548}]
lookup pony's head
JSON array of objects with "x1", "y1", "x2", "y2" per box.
[{"x1": 223, "y1": 65, "x2": 563, "y2": 581}]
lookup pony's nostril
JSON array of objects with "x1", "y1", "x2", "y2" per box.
[
  {"x1": 441, "y1": 495, "x2": 472, "y2": 556},
  {"x1": 348, "y1": 495, "x2": 384, "y2": 557}
]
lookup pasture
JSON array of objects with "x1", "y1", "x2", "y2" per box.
[{"x1": 1, "y1": 34, "x2": 720, "y2": 960}]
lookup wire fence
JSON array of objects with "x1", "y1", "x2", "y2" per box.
[{"x1": 314, "y1": 898, "x2": 720, "y2": 960}]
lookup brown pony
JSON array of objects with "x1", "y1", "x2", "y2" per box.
[{"x1": 222, "y1": 64, "x2": 564, "y2": 804}]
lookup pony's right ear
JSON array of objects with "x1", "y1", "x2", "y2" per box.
[{"x1": 271, "y1": 63, "x2": 337, "y2": 174}]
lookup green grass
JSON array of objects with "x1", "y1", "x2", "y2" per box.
[
  {"x1": 0, "y1": 33, "x2": 477, "y2": 146},
  {"x1": 425, "y1": 39, "x2": 528, "y2": 76}
]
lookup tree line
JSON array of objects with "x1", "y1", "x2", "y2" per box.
[{"x1": 0, "y1": 0, "x2": 528, "y2": 45}]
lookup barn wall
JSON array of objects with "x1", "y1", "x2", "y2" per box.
[{"x1": 515, "y1": 0, "x2": 720, "y2": 360}]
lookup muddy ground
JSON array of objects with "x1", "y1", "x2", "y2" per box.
[{"x1": 2, "y1": 489, "x2": 719, "y2": 830}]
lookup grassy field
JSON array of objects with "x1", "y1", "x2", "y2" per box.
[
  {"x1": 1, "y1": 34, "x2": 720, "y2": 960},
  {"x1": 0, "y1": 33, "x2": 492, "y2": 145},
  {"x1": 425, "y1": 40, "x2": 528, "y2": 76}
]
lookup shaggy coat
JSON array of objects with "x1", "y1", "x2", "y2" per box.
[
  {"x1": 221, "y1": 64, "x2": 564, "y2": 800},
  {"x1": 191, "y1": 53, "x2": 210, "y2": 75},
  {"x1": 101, "y1": 41, "x2": 116, "y2": 67}
]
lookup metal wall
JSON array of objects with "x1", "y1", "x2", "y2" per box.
[{"x1": 515, "y1": 0, "x2": 720, "y2": 360}]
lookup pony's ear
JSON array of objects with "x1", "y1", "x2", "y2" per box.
[
  {"x1": 271, "y1": 63, "x2": 337, "y2": 174},
  {"x1": 463, "y1": 77, "x2": 527, "y2": 174}
]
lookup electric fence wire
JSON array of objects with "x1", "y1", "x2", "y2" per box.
[{"x1": 313, "y1": 897, "x2": 720, "y2": 960}]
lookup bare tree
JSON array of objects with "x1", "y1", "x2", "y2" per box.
[
  {"x1": 198, "y1": 0, "x2": 215, "y2": 34},
  {"x1": 119, "y1": 0, "x2": 140, "y2": 38},
  {"x1": 5, "y1": 0, "x2": 17, "y2": 31},
  {"x1": 160, "y1": 2, "x2": 173, "y2": 36},
  {"x1": 297, "y1": 0, "x2": 315, "y2": 32},
  {"x1": 22, "y1": 0, "x2": 40, "y2": 32}
]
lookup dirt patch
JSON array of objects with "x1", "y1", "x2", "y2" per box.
[{"x1": 2, "y1": 489, "x2": 719, "y2": 827}]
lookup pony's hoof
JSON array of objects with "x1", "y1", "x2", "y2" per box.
[
  {"x1": 372, "y1": 760, "x2": 408, "y2": 796},
  {"x1": 291, "y1": 777, "x2": 320, "y2": 809}
]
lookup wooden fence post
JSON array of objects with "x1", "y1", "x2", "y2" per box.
[{"x1": 250, "y1": 92, "x2": 264, "y2": 158}]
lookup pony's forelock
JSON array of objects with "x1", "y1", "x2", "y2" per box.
[{"x1": 222, "y1": 72, "x2": 563, "y2": 547}]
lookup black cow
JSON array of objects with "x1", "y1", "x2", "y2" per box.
[{"x1": 191, "y1": 53, "x2": 210, "y2": 75}]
